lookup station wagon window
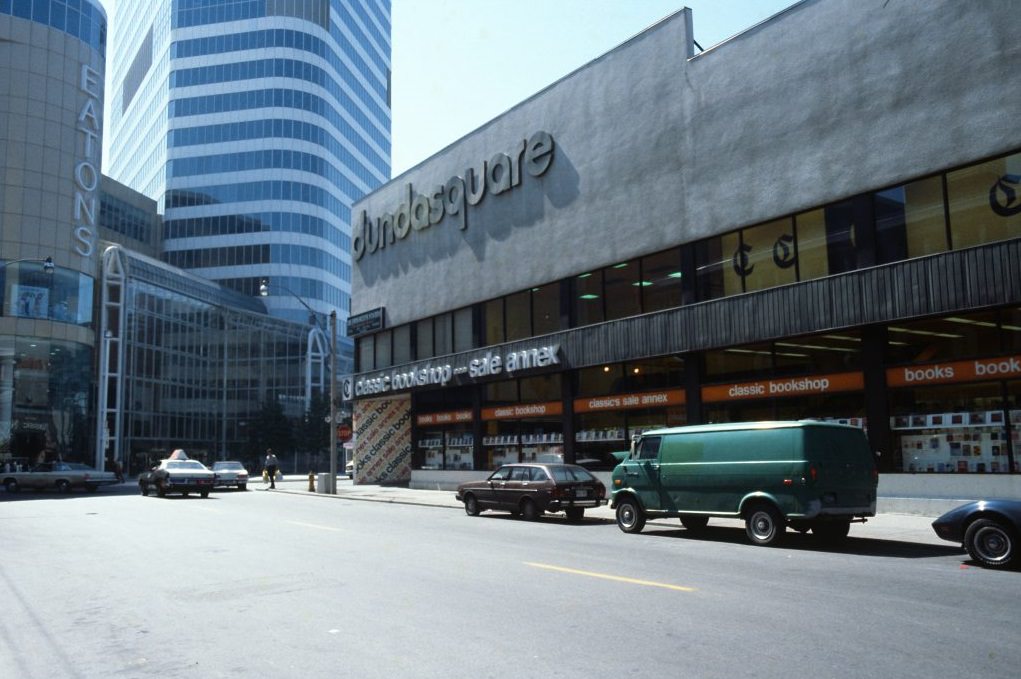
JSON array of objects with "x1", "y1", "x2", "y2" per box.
[
  {"x1": 529, "y1": 467, "x2": 548, "y2": 481},
  {"x1": 490, "y1": 467, "x2": 512, "y2": 481},
  {"x1": 637, "y1": 437, "x2": 661, "y2": 460},
  {"x1": 510, "y1": 466, "x2": 530, "y2": 481}
]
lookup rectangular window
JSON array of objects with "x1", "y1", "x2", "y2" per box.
[
  {"x1": 374, "y1": 330, "x2": 391, "y2": 369},
  {"x1": 704, "y1": 343, "x2": 773, "y2": 381},
  {"x1": 434, "y1": 313, "x2": 452, "y2": 355},
  {"x1": 604, "y1": 259, "x2": 641, "y2": 321},
  {"x1": 874, "y1": 175, "x2": 947, "y2": 262},
  {"x1": 573, "y1": 271, "x2": 604, "y2": 326},
  {"x1": 948, "y1": 151, "x2": 1021, "y2": 249},
  {"x1": 531, "y1": 284, "x2": 561, "y2": 336},
  {"x1": 886, "y1": 312, "x2": 1003, "y2": 364},
  {"x1": 505, "y1": 291, "x2": 530, "y2": 341},
  {"x1": 357, "y1": 336, "x2": 374, "y2": 372},
  {"x1": 693, "y1": 234, "x2": 741, "y2": 300},
  {"x1": 773, "y1": 331, "x2": 862, "y2": 374},
  {"x1": 416, "y1": 318, "x2": 433, "y2": 359},
  {"x1": 576, "y1": 364, "x2": 624, "y2": 397},
  {"x1": 742, "y1": 218, "x2": 797, "y2": 292},
  {"x1": 453, "y1": 307, "x2": 473, "y2": 352},
  {"x1": 640, "y1": 248, "x2": 683, "y2": 313},
  {"x1": 484, "y1": 299, "x2": 503, "y2": 345}
]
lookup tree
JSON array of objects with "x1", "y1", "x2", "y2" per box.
[{"x1": 245, "y1": 399, "x2": 294, "y2": 460}]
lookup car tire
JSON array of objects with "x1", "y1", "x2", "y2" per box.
[
  {"x1": 745, "y1": 503, "x2": 785, "y2": 546},
  {"x1": 565, "y1": 507, "x2": 585, "y2": 522},
  {"x1": 615, "y1": 497, "x2": 646, "y2": 533},
  {"x1": 463, "y1": 493, "x2": 480, "y2": 516},
  {"x1": 139, "y1": 482, "x2": 149, "y2": 496},
  {"x1": 239, "y1": 483, "x2": 247, "y2": 491},
  {"x1": 200, "y1": 490, "x2": 209, "y2": 498},
  {"x1": 964, "y1": 518, "x2": 1016, "y2": 569},
  {"x1": 157, "y1": 481, "x2": 167, "y2": 498},
  {"x1": 5, "y1": 479, "x2": 20, "y2": 493},
  {"x1": 56, "y1": 480, "x2": 71, "y2": 494},
  {"x1": 680, "y1": 516, "x2": 709, "y2": 532},
  {"x1": 520, "y1": 498, "x2": 540, "y2": 521},
  {"x1": 813, "y1": 521, "x2": 851, "y2": 542}
]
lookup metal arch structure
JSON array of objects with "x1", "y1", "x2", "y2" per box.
[{"x1": 96, "y1": 246, "x2": 127, "y2": 471}]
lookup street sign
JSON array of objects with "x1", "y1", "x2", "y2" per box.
[{"x1": 337, "y1": 424, "x2": 353, "y2": 442}]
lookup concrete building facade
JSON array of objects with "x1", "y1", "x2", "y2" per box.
[{"x1": 346, "y1": 0, "x2": 1021, "y2": 499}]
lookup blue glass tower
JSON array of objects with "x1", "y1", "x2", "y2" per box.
[{"x1": 106, "y1": 0, "x2": 391, "y2": 371}]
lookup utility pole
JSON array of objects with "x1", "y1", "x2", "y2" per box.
[{"x1": 329, "y1": 310, "x2": 338, "y2": 494}]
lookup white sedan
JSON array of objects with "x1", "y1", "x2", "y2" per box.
[{"x1": 211, "y1": 461, "x2": 249, "y2": 490}]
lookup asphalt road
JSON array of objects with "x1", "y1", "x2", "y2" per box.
[{"x1": 2, "y1": 486, "x2": 1018, "y2": 679}]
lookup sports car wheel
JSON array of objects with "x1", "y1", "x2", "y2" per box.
[
  {"x1": 139, "y1": 482, "x2": 149, "y2": 496},
  {"x1": 964, "y1": 518, "x2": 1016, "y2": 569}
]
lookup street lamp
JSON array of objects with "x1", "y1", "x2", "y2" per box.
[{"x1": 259, "y1": 279, "x2": 339, "y2": 493}]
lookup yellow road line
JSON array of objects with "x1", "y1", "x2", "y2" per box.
[
  {"x1": 524, "y1": 562, "x2": 696, "y2": 592},
  {"x1": 287, "y1": 521, "x2": 344, "y2": 532}
]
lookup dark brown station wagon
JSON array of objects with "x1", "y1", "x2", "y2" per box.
[{"x1": 455, "y1": 463, "x2": 607, "y2": 521}]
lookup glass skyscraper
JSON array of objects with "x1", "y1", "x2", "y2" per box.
[{"x1": 105, "y1": 0, "x2": 392, "y2": 371}]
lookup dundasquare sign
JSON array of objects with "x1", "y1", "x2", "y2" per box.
[
  {"x1": 352, "y1": 131, "x2": 555, "y2": 261},
  {"x1": 353, "y1": 342, "x2": 561, "y2": 397}
]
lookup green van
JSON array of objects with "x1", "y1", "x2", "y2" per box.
[{"x1": 610, "y1": 421, "x2": 878, "y2": 545}]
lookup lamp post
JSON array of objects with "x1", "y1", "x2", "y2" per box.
[{"x1": 259, "y1": 278, "x2": 338, "y2": 493}]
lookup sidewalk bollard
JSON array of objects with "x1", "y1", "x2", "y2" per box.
[{"x1": 308, "y1": 470, "x2": 315, "y2": 492}]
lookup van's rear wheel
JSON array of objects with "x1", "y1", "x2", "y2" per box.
[
  {"x1": 745, "y1": 504, "x2": 785, "y2": 546},
  {"x1": 615, "y1": 497, "x2": 646, "y2": 533}
]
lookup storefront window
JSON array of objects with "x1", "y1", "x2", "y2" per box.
[
  {"x1": 453, "y1": 307, "x2": 473, "y2": 352},
  {"x1": 604, "y1": 259, "x2": 641, "y2": 321},
  {"x1": 774, "y1": 332, "x2": 861, "y2": 375},
  {"x1": 576, "y1": 364, "x2": 623, "y2": 397},
  {"x1": 621, "y1": 356, "x2": 684, "y2": 391},
  {"x1": 505, "y1": 290, "x2": 530, "y2": 341},
  {"x1": 1005, "y1": 307, "x2": 1021, "y2": 353},
  {"x1": 0, "y1": 337, "x2": 93, "y2": 466},
  {"x1": 532, "y1": 284, "x2": 561, "y2": 336},
  {"x1": 947, "y1": 151, "x2": 1021, "y2": 250},
  {"x1": 640, "y1": 248, "x2": 683, "y2": 313},
  {"x1": 742, "y1": 218, "x2": 797, "y2": 292},
  {"x1": 0, "y1": 263, "x2": 94, "y2": 326},
  {"x1": 887, "y1": 312, "x2": 1002, "y2": 364},
  {"x1": 519, "y1": 374, "x2": 561, "y2": 402},
  {"x1": 704, "y1": 343, "x2": 773, "y2": 381},
  {"x1": 874, "y1": 175, "x2": 947, "y2": 263},
  {"x1": 1008, "y1": 380, "x2": 1021, "y2": 472},
  {"x1": 890, "y1": 382, "x2": 1009, "y2": 473},
  {"x1": 573, "y1": 271, "x2": 604, "y2": 327}
]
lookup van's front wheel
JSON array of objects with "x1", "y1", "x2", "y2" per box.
[
  {"x1": 615, "y1": 497, "x2": 646, "y2": 533},
  {"x1": 745, "y1": 504, "x2": 785, "y2": 546}
]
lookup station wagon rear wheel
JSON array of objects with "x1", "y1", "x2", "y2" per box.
[
  {"x1": 463, "y1": 493, "x2": 480, "y2": 516},
  {"x1": 964, "y1": 518, "x2": 1016, "y2": 569},
  {"x1": 745, "y1": 504, "x2": 785, "y2": 546},
  {"x1": 615, "y1": 497, "x2": 645, "y2": 533},
  {"x1": 520, "y1": 498, "x2": 539, "y2": 521}
]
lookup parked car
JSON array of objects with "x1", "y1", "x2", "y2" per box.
[
  {"x1": 455, "y1": 463, "x2": 606, "y2": 521},
  {"x1": 931, "y1": 500, "x2": 1021, "y2": 569},
  {"x1": 211, "y1": 461, "x2": 249, "y2": 490},
  {"x1": 2, "y1": 461, "x2": 118, "y2": 493},
  {"x1": 139, "y1": 459, "x2": 216, "y2": 498},
  {"x1": 345, "y1": 459, "x2": 354, "y2": 478},
  {"x1": 611, "y1": 421, "x2": 878, "y2": 545}
]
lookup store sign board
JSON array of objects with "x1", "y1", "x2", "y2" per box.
[
  {"x1": 482, "y1": 402, "x2": 563, "y2": 421},
  {"x1": 887, "y1": 355, "x2": 1021, "y2": 387},
  {"x1": 417, "y1": 410, "x2": 473, "y2": 426},
  {"x1": 354, "y1": 343, "x2": 561, "y2": 397},
  {"x1": 347, "y1": 307, "x2": 385, "y2": 337},
  {"x1": 702, "y1": 372, "x2": 864, "y2": 402},
  {"x1": 574, "y1": 389, "x2": 686, "y2": 413},
  {"x1": 352, "y1": 131, "x2": 555, "y2": 262}
]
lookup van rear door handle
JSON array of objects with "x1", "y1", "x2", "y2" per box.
[{"x1": 626, "y1": 471, "x2": 641, "y2": 478}]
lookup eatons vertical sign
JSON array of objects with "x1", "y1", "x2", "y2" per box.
[
  {"x1": 74, "y1": 64, "x2": 102, "y2": 258},
  {"x1": 352, "y1": 131, "x2": 554, "y2": 261}
]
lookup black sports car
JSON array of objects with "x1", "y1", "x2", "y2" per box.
[
  {"x1": 932, "y1": 500, "x2": 1021, "y2": 569},
  {"x1": 139, "y1": 459, "x2": 216, "y2": 498}
]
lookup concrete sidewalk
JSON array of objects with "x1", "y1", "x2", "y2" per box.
[{"x1": 262, "y1": 474, "x2": 952, "y2": 546}]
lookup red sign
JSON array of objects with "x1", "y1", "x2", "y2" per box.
[
  {"x1": 701, "y1": 371, "x2": 864, "y2": 402},
  {"x1": 481, "y1": 401, "x2": 563, "y2": 421},
  {"x1": 574, "y1": 389, "x2": 685, "y2": 413},
  {"x1": 416, "y1": 410, "x2": 473, "y2": 426},
  {"x1": 887, "y1": 355, "x2": 1021, "y2": 387},
  {"x1": 336, "y1": 424, "x2": 353, "y2": 442}
]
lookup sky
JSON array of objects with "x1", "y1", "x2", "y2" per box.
[{"x1": 100, "y1": 0, "x2": 796, "y2": 177}]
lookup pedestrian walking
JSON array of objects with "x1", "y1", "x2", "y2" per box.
[{"x1": 264, "y1": 448, "x2": 279, "y2": 489}]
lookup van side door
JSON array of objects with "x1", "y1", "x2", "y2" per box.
[{"x1": 628, "y1": 436, "x2": 664, "y2": 511}]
